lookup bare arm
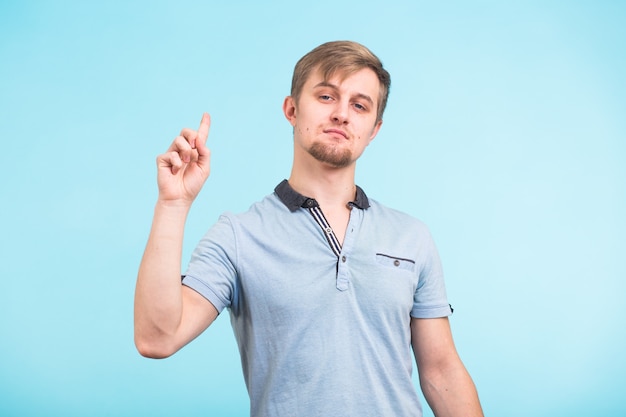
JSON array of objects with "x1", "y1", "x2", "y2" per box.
[
  {"x1": 134, "y1": 113, "x2": 218, "y2": 359},
  {"x1": 412, "y1": 317, "x2": 483, "y2": 417}
]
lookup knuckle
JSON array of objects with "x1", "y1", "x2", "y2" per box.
[
  {"x1": 174, "y1": 135, "x2": 187, "y2": 146},
  {"x1": 180, "y1": 128, "x2": 197, "y2": 140}
]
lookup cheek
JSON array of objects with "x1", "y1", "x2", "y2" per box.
[{"x1": 294, "y1": 126, "x2": 311, "y2": 138}]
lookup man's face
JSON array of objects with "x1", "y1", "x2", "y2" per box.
[{"x1": 283, "y1": 68, "x2": 383, "y2": 169}]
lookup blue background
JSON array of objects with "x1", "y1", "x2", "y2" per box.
[{"x1": 1, "y1": 1, "x2": 624, "y2": 416}]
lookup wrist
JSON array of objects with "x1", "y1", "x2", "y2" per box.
[
  {"x1": 153, "y1": 199, "x2": 193, "y2": 221},
  {"x1": 155, "y1": 197, "x2": 194, "y2": 210}
]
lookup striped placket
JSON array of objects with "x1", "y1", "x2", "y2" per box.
[
  {"x1": 307, "y1": 204, "x2": 342, "y2": 257},
  {"x1": 300, "y1": 196, "x2": 359, "y2": 291},
  {"x1": 300, "y1": 197, "x2": 345, "y2": 258}
]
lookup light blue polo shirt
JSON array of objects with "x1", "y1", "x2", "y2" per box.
[{"x1": 183, "y1": 180, "x2": 452, "y2": 417}]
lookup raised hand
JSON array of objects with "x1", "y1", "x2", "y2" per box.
[{"x1": 156, "y1": 113, "x2": 212, "y2": 205}]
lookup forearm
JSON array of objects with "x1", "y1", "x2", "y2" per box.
[
  {"x1": 134, "y1": 201, "x2": 191, "y2": 353},
  {"x1": 420, "y1": 361, "x2": 483, "y2": 417}
]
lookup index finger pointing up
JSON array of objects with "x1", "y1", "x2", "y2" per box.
[{"x1": 196, "y1": 112, "x2": 211, "y2": 148}]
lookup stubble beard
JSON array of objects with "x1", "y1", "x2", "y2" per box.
[{"x1": 308, "y1": 142, "x2": 353, "y2": 168}]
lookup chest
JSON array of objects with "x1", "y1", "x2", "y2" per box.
[{"x1": 230, "y1": 210, "x2": 419, "y2": 323}]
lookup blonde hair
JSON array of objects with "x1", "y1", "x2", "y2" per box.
[{"x1": 290, "y1": 41, "x2": 391, "y2": 122}]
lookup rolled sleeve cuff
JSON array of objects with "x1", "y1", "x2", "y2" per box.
[
  {"x1": 182, "y1": 275, "x2": 228, "y2": 313},
  {"x1": 411, "y1": 303, "x2": 453, "y2": 319}
]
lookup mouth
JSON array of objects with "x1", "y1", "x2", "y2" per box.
[{"x1": 324, "y1": 128, "x2": 348, "y2": 139}]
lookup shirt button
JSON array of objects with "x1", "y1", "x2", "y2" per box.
[
  {"x1": 394, "y1": 260, "x2": 400, "y2": 267},
  {"x1": 342, "y1": 256, "x2": 347, "y2": 263}
]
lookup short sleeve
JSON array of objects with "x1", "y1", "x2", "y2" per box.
[
  {"x1": 182, "y1": 214, "x2": 238, "y2": 313},
  {"x1": 410, "y1": 226, "x2": 453, "y2": 319}
]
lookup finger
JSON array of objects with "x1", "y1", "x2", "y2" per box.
[
  {"x1": 178, "y1": 113, "x2": 210, "y2": 150},
  {"x1": 157, "y1": 151, "x2": 184, "y2": 175},
  {"x1": 196, "y1": 113, "x2": 211, "y2": 149},
  {"x1": 179, "y1": 127, "x2": 198, "y2": 149},
  {"x1": 167, "y1": 134, "x2": 193, "y2": 153},
  {"x1": 195, "y1": 113, "x2": 211, "y2": 171},
  {"x1": 167, "y1": 135, "x2": 195, "y2": 163}
]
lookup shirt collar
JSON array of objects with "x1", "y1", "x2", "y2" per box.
[{"x1": 274, "y1": 179, "x2": 370, "y2": 212}]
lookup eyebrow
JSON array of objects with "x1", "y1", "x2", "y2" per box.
[{"x1": 313, "y1": 81, "x2": 374, "y2": 107}]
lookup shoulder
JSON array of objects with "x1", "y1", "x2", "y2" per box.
[
  {"x1": 366, "y1": 198, "x2": 430, "y2": 233},
  {"x1": 219, "y1": 191, "x2": 296, "y2": 238},
  {"x1": 222, "y1": 192, "x2": 285, "y2": 220}
]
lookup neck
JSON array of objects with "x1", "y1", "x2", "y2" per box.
[{"x1": 288, "y1": 160, "x2": 357, "y2": 210}]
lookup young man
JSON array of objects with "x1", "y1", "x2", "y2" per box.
[{"x1": 135, "y1": 41, "x2": 483, "y2": 417}]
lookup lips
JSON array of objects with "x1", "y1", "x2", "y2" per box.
[{"x1": 324, "y1": 128, "x2": 348, "y2": 139}]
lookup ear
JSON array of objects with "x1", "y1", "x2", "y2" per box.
[
  {"x1": 283, "y1": 96, "x2": 297, "y2": 127},
  {"x1": 367, "y1": 119, "x2": 383, "y2": 144}
]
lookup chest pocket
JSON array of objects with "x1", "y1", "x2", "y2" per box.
[{"x1": 375, "y1": 253, "x2": 416, "y2": 272}]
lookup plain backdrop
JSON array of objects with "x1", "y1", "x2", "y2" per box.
[{"x1": 1, "y1": 1, "x2": 624, "y2": 416}]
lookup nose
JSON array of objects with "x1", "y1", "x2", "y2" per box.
[{"x1": 331, "y1": 101, "x2": 349, "y2": 124}]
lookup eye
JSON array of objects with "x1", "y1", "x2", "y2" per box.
[
  {"x1": 319, "y1": 94, "x2": 333, "y2": 101},
  {"x1": 353, "y1": 103, "x2": 367, "y2": 111}
]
